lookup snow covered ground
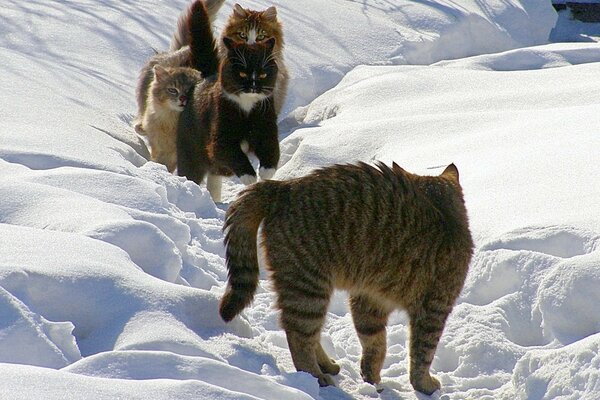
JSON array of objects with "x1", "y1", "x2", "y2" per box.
[{"x1": 1, "y1": 0, "x2": 600, "y2": 399}]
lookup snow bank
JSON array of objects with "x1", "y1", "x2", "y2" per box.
[
  {"x1": 535, "y1": 251, "x2": 600, "y2": 345},
  {"x1": 513, "y1": 333, "x2": 600, "y2": 400},
  {"x1": 277, "y1": 43, "x2": 600, "y2": 240},
  {"x1": 0, "y1": 287, "x2": 80, "y2": 368}
]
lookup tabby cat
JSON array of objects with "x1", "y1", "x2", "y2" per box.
[
  {"x1": 171, "y1": 1, "x2": 289, "y2": 115},
  {"x1": 176, "y1": 0, "x2": 280, "y2": 202},
  {"x1": 134, "y1": 65, "x2": 201, "y2": 172},
  {"x1": 220, "y1": 162, "x2": 473, "y2": 395}
]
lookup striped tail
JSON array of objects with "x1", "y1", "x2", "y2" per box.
[
  {"x1": 220, "y1": 181, "x2": 279, "y2": 322},
  {"x1": 170, "y1": 0, "x2": 225, "y2": 51}
]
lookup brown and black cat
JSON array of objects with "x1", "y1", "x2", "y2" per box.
[
  {"x1": 220, "y1": 162, "x2": 473, "y2": 395},
  {"x1": 134, "y1": 65, "x2": 201, "y2": 172},
  {"x1": 176, "y1": 0, "x2": 280, "y2": 202},
  {"x1": 171, "y1": 1, "x2": 289, "y2": 115}
]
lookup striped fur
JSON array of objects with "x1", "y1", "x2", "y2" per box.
[{"x1": 220, "y1": 162, "x2": 473, "y2": 394}]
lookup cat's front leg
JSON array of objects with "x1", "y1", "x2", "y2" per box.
[
  {"x1": 251, "y1": 131, "x2": 280, "y2": 181},
  {"x1": 215, "y1": 141, "x2": 257, "y2": 185}
]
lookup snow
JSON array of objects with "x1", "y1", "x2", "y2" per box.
[{"x1": 1, "y1": 0, "x2": 599, "y2": 399}]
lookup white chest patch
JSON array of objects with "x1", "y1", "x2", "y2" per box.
[{"x1": 224, "y1": 92, "x2": 267, "y2": 113}]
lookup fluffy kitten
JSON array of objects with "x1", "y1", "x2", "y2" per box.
[
  {"x1": 135, "y1": 65, "x2": 201, "y2": 172},
  {"x1": 176, "y1": 0, "x2": 280, "y2": 202},
  {"x1": 171, "y1": 1, "x2": 289, "y2": 115},
  {"x1": 220, "y1": 162, "x2": 473, "y2": 395}
]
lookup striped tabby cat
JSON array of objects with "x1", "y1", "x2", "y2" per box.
[{"x1": 220, "y1": 162, "x2": 473, "y2": 395}]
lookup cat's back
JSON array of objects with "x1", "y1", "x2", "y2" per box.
[{"x1": 261, "y1": 163, "x2": 471, "y2": 282}]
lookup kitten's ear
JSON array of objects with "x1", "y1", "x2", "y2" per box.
[
  {"x1": 153, "y1": 65, "x2": 168, "y2": 82},
  {"x1": 262, "y1": 6, "x2": 277, "y2": 21},
  {"x1": 264, "y1": 37, "x2": 276, "y2": 51},
  {"x1": 233, "y1": 4, "x2": 248, "y2": 18},
  {"x1": 441, "y1": 163, "x2": 459, "y2": 183}
]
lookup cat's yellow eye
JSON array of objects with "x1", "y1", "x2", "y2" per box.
[
  {"x1": 238, "y1": 32, "x2": 247, "y2": 39},
  {"x1": 258, "y1": 73, "x2": 267, "y2": 79},
  {"x1": 239, "y1": 72, "x2": 248, "y2": 78},
  {"x1": 256, "y1": 34, "x2": 266, "y2": 41},
  {"x1": 167, "y1": 88, "x2": 178, "y2": 95}
]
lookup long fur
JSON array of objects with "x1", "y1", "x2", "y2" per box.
[
  {"x1": 220, "y1": 181, "x2": 279, "y2": 321},
  {"x1": 187, "y1": 0, "x2": 220, "y2": 78},
  {"x1": 170, "y1": 0, "x2": 225, "y2": 51}
]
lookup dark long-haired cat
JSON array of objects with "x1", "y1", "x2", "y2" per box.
[
  {"x1": 220, "y1": 162, "x2": 473, "y2": 395},
  {"x1": 171, "y1": 2, "x2": 288, "y2": 115},
  {"x1": 134, "y1": 0, "x2": 224, "y2": 171},
  {"x1": 176, "y1": 0, "x2": 280, "y2": 202}
]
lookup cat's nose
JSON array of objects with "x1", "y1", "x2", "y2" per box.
[{"x1": 179, "y1": 95, "x2": 187, "y2": 104}]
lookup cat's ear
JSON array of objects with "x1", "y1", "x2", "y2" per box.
[
  {"x1": 262, "y1": 6, "x2": 277, "y2": 21},
  {"x1": 223, "y1": 37, "x2": 237, "y2": 51},
  {"x1": 153, "y1": 65, "x2": 168, "y2": 82},
  {"x1": 233, "y1": 3, "x2": 248, "y2": 18},
  {"x1": 441, "y1": 163, "x2": 459, "y2": 183},
  {"x1": 264, "y1": 37, "x2": 276, "y2": 51},
  {"x1": 391, "y1": 162, "x2": 405, "y2": 174}
]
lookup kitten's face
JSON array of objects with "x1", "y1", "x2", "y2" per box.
[
  {"x1": 224, "y1": 5, "x2": 282, "y2": 49},
  {"x1": 221, "y1": 38, "x2": 278, "y2": 98},
  {"x1": 152, "y1": 66, "x2": 200, "y2": 112}
]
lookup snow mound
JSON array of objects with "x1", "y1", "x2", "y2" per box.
[
  {"x1": 535, "y1": 251, "x2": 600, "y2": 345},
  {"x1": 434, "y1": 42, "x2": 600, "y2": 71},
  {"x1": 513, "y1": 333, "x2": 600, "y2": 400},
  {"x1": 0, "y1": 287, "x2": 80, "y2": 368},
  {"x1": 277, "y1": 45, "x2": 600, "y2": 240},
  {"x1": 65, "y1": 350, "x2": 314, "y2": 400}
]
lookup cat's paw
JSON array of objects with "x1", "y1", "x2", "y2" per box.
[
  {"x1": 411, "y1": 374, "x2": 441, "y2": 395},
  {"x1": 317, "y1": 374, "x2": 335, "y2": 387},
  {"x1": 240, "y1": 140, "x2": 250, "y2": 154},
  {"x1": 239, "y1": 174, "x2": 257, "y2": 186},
  {"x1": 134, "y1": 122, "x2": 145, "y2": 135},
  {"x1": 318, "y1": 357, "x2": 341, "y2": 375},
  {"x1": 259, "y1": 167, "x2": 276, "y2": 181}
]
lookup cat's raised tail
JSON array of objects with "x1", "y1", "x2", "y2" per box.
[
  {"x1": 170, "y1": 0, "x2": 225, "y2": 51},
  {"x1": 185, "y1": 0, "x2": 220, "y2": 78},
  {"x1": 220, "y1": 181, "x2": 278, "y2": 322}
]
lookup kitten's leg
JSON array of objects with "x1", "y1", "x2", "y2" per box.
[
  {"x1": 206, "y1": 173, "x2": 222, "y2": 202},
  {"x1": 407, "y1": 293, "x2": 453, "y2": 395},
  {"x1": 349, "y1": 294, "x2": 391, "y2": 389},
  {"x1": 316, "y1": 342, "x2": 340, "y2": 375}
]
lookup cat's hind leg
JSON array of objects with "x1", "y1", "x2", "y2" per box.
[
  {"x1": 350, "y1": 294, "x2": 392, "y2": 389},
  {"x1": 206, "y1": 173, "x2": 222, "y2": 202},
  {"x1": 407, "y1": 291, "x2": 453, "y2": 395},
  {"x1": 268, "y1": 249, "x2": 334, "y2": 385},
  {"x1": 316, "y1": 342, "x2": 340, "y2": 375}
]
